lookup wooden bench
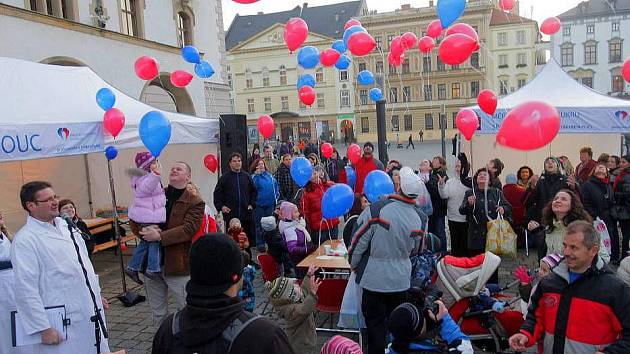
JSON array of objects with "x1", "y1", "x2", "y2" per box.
[{"x1": 92, "y1": 235, "x2": 138, "y2": 254}]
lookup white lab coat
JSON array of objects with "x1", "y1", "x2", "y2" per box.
[
  {"x1": 0, "y1": 233, "x2": 10, "y2": 262},
  {"x1": 10, "y1": 216, "x2": 109, "y2": 353}
]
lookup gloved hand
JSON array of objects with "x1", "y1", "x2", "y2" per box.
[
  {"x1": 492, "y1": 301, "x2": 507, "y2": 313},
  {"x1": 299, "y1": 218, "x2": 307, "y2": 228},
  {"x1": 479, "y1": 287, "x2": 491, "y2": 298},
  {"x1": 513, "y1": 265, "x2": 534, "y2": 285}
]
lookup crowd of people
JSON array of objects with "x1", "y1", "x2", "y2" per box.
[{"x1": 1, "y1": 141, "x2": 630, "y2": 354}]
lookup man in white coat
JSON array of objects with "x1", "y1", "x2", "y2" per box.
[{"x1": 10, "y1": 181, "x2": 110, "y2": 353}]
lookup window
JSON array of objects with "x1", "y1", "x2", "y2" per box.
[
  {"x1": 316, "y1": 68, "x2": 324, "y2": 84},
  {"x1": 470, "y1": 81, "x2": 480, "y2": 98},
  {"x1": 563, "y1": 26, "x2": 571, "y2": 36},
  {"x1": 359, "y1": 90, "x2": 368, "y2": 105},
  {"x1": 404, "y1": 114, "x2": 413, "y2": 131},
  {"x1": 498, "y1": 55, "x2": 508, "y2": 68},
  {"x1": 498, "y1": 32, "x2": 507, "y2": 46},
  {"x1": 561, "y1": 43, "x2": 574, "y2": 67},
  {"x1": 177, "y1": 11, "x2": 193, "y2": 46},
  {"x1": 375, "y1": 36, "x2": 382, "y2": 49},
  {"x1": 451, "y1": 83, "x2": 461, "y2": 99},
  {"x1": 402, "y1": 59, "x2": 410, "y2": 74},
  {"x1": 584, "y1": 41, "x2": 597, "y2": 65},
  {"x1": 470, "y1": 52, "x2": 479, "y2": 69},
  {"x1": 586, "y1": 24, "x2": 594, "y2": 34},
  {"x1": 499, "y1": 79, "x2": 509, "y2": 95},
  {"x1": 281, "y1": 96, "x2": 289, "y2": 111},
  {"x1": 317, "y1": 93, "x2": 325, "y2": 108},
  {"x1": 438, "y1": 84, "x2": 446, "y2": 100},
  {"x1": 423, "y1": 84, "x2": 433, "y2": 101},
  {"x1": 358, "y1": 63, "x2": 367, "y2": 72},
  {"x1": 264, "y1": 97, "x2": 272, "y2": 112},
  {"x1": 376, "y1": 61, "x2": 384, "y2": 74},
  {"x1": 425, "y1": 113, "x2": 434, "y2": 130},
  {"x1": 279, "y1": 65, "x2": 287, "y2": 85},
  {"x1": 402, "y1": 86, "x2": 411, "y2": 102},
  {"x1": 361, "y1": 117, "x2": 370, "y2": 133},
  {"x1": 339, "y1": 70, "x2": 348, "y2": 81},
  {"x1": 612, "y1": 69, "x2": 624, "y2": 93},
  {"x1": 423, "y1": 57, "x2": 432, "y2": 72},
  {"x1": 581, "y1": 77, "x2": 593, "y2": 88},
  {"x1": 451, "y1": 64, "x2": 460, "y2": 71},
  {"x1": 245, "y1": 68, "x2": 253, "y2": 88},
  {"x1": 120, "y1": 0, "x2": 139, "y2": 36},
  {"x1": 609, "y1": 40, "x2": 622, "y2": 63},
  {"x1": 437, "y1": 57, "x2": 446, "y2": 71},
  {"x1": 389, "y1": 63, "x2": 397, "y2": 75},
  {"x1": 247, "y1": 98, "x2": 255, "y2": 113},
  {"x1": 612, "y1": 22, "x2": 620, "y2": 32},
  {"x1": 452, "y1": 112, "x2": 457, "y2": 129},
  {"x1": 387, "y1": 34, "x2": 396, "y2": 48},
  {"x1": 298, "y1": 122, "x2": 311, "y2": 138},
  {"x1": 30, "y1": 0, "x2": 76, "y2": 19},
  {"x1": 518, "y1": 78, "x2": 527, "y2": 88},
  {"x1": 227, "y1": 73, "x2": 233, "y2": 89},
  {"x1": 390, "y1": 88, "x2": 398, "y2": 103},
  {"x1": 517, "y1": 53, "x2": 526, "y2": 66},
  {"x1": 340, "y1": 90, "x2": 350, "y2": 108},
  {"x1": 299, "y1": 100, "x2": 306, "y2": 109},
  {"x1": 517, "y1": 30, "x2": 525, "y2": 45},
  {"x1": 262, "y1": 66, "x2": 270, "y2": 87},
  {"x1": 391, "y1": 115, "x2": 399, "y2": 131}
]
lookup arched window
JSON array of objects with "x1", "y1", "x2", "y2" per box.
[
  {"x1": 140, "y1": 74, "x2": 196, "y2": 115},
  {"x1": 279, "y1": 65, "x2": 287, "y2": 86},
  {"x1": 177, "y1": 11, "x2": 194, "y2": 47}
]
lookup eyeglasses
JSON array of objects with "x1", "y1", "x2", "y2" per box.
[{"x1": 34, "y1": 195, "x2": 59, "y2": 204}]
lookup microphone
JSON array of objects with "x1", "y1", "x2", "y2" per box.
[{"x1": 60, "y1": 212, "x2": 92, "y2": 241}]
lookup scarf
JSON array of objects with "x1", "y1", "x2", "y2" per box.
[{"x1": 613, "y1": 168, "x2": 628, "y2": 193}]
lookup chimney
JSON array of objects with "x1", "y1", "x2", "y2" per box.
[
  {"x1": 429, "y1": 0, "x2": 434, "y2": 7},
  {"x1": 401, "y1": 4, "x2": 411, "y2": 10},
  {"x1": 257, "y1": 11, "x2": 263, "y2": 15},
  {"x1": 303, "y1": 2, "x2": 308, "y2": 9}
]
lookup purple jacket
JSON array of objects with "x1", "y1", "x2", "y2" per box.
[
  {"x1": 279, "y1": 220, "x2": 314, "y2": 265},
  {"x1": 128, "y1": 172, "x2": 166, "y2": 224}
]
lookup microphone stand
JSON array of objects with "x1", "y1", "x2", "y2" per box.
[{"x1": 66, "y1": 222, "x2": 108, "y2": 353}]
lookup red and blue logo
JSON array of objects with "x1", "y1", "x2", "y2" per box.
[
  {"x1": 57, "y1": 127, "x2": 70, "y2": 140},
  {"x1": 615, "y1": 111, "x2": 628, "y2": 121}
]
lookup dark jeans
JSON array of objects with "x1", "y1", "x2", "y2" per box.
[
  {"x1": 606, "y1": 218, "x2": 621, "y2": 261},
  {"x1": 406, "y1": 141, "x2": 415, "y2": 149},
  {"x1": 253, "y1": 205, "x2": 274, "y2": 250},
  {"x1": 127, "y1": 239, "x2": 161, "y2": 273},
  {"x1": 448, "y1": 220, "x2": 468, "y2": 257},
  {"x1": 362, "y1": 289, "x2": 407, "y2": 354},
  {"x1": 621, "y1": 220, "x2": 630, "y2": 258},
  {"x1": 429, "y1": 215, "x2": 447, "y2": 254}
]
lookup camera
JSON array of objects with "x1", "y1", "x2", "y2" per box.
[{"x1": 408, "y1": 280, "x2": 443, "y2": 316}]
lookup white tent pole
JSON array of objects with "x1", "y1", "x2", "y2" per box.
[{"x1": 107, "y1": 158, "x2": 128, "y2": 293}]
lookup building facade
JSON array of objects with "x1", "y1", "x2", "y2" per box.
[
  {"x1": 550, "y1": 0, "x2": 630, "y2": 97},
  {"x1": 226, "y1": 1, "x2": 367, "y2": 145},
  {"x1": 0, "y1": 0, "x2": 231, "y2": 118}
]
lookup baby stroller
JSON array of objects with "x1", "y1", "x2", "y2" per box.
[{"x1": 435, "y1": 252, "x2": 524, "y2": 353}]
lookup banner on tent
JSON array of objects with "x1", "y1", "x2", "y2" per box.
[
  {"x1": 0, "y1": 123, "x2": 103, "y2": 162},
  {"x1": 475, "y1": 108, "x2": 630, "y2": 134}
]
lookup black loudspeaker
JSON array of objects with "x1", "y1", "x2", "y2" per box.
[{"x1": 219, "y1": 114, "x2": 248, "y2": 174}]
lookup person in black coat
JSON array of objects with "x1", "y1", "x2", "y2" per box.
[
  {"x1": 428, "y1": 156, "x2": 449, "y2": 254},
  {"x1": 613, "y1": 155, "x2": 630, "y2": 258},
  {"x1": 213, "y1": 153, "x2": 257, "y2": 252},
  {"x1": 58, "y1": 199, "x2": 94, "y2": 256},
  {"x1": 525, "y1": 157, "x2": 576, "y2": 224}
]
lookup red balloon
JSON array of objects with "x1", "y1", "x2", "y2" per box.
[
  {"x1": 622, "y1": 57, "x2": 630, "y2": 83},
  {"x1": 170, "y1": 70, "x2": 193, "y2": 87},
  {"x1": 418, "y1": 36, "x2": 435, "y2": 54},
  {"x1": 344, "y1": 19, "x2": 362, "y2": 31},
  {"x1": 298, "y1": 86, "x2": 316, "y2": 106},
  {"x1": 427, "y1": 20, "x2": 443, "y2": 39},
  {"x1": 257, "y1": 115, "x2": 275, "y2": 139},
  {"x1": 388, "y1": 52, "x2": 404, "y2": 66},
  {"x1": 134, "y1": 56, "x2": 159, "y2": 81},
  {"x1": 456, "y1": 109, "x2": 479, "y2": 141},
  {"x1": 203, "y1": 153, "x2": 218, "y2": 173},
  {"x1": 540, "y1": 17, "x2": 561, "y2": 35},
  {"x1": 438, "y1": 33, "x2": 477, "y2": 65},
  {"x1": 321, "y1": 143, "x2": 333, "y2": 159},
  {"x1": 120, "y1": 242, "x2": 127, "y2": 251},
  {"x1": 284, "y1": 18, "x2": 309, "y2": 52},
  {"x1": 348, "y1": 32, "x2": 376, "y2": 56},
  {"x1": 446, "y1": 23, "x2": 479, "y2": 51},
  {"x1": 499, "y1": 0, "x2": 515, "y2": 11},
  {"x1": 496, "y1": 101, "x2": 560, "y2": 151},
  {"x1": 390, "y1": 36, "x2": 405, "y2": 57},
  {"x1": 347, "y1": 144, "x2": 361, "y2": 164},
  {"x1": 320, "y1": 48, "x2": 341, "y2": 67},
  {"x1": 477, "y1": 89, "x2": 498, "y2": 115},
  {"x1": 103, "y1": 108, "x2": 125, "y2": 138},
  {"x1": 402, "y1": 32, "x2": 418, "y2": 50}
]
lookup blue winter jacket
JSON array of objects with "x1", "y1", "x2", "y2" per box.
[
  {"x1": 253, "y1": 171, "x2": 280, "y2": 207},
  {"x1": 387, "y1": 314, "x2": 473, "y2": 353}
]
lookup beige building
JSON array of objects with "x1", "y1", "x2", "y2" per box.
[{"x1": 226, "y1": 1, "x2": 368, "y2": 145}]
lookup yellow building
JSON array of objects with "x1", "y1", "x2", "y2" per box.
[{"x1": 225, "y1": 1, "x2": 368, "y2": 145}]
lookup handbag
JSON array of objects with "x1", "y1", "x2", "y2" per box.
[
  {"x1": 337, "y1": 272, "x2": 366, "y2": 329},
  {"x1": 486, "y1": 214, "x2": 518, "y2": 258},
  {"x1": 593, "y1": 218, "x2": 611, "y2": 263}
]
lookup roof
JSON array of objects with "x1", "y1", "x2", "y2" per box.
[
  {"x1": 490, "y1": 8, "x2": 535, "y2": 26},
  {"x1": 558, "y1": 0, "x2": 630, "y2": 20},
  {"x1": 225, "y1": 1, "x2": 364, "y2": 51}
]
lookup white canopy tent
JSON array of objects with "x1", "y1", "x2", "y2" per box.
[
  {"x1": 0, "y1": 57, "x2": 220, "y2": 231},
  {"x1": 462, "y1": 59, "x2": 629, "y2": 178}
]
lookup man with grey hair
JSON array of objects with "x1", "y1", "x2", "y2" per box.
[{"x1": 510, "y1": 220, "x2": 630, "y2": 354}]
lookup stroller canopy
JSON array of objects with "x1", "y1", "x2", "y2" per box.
[{"x1": 437, "y1": 252, "x2": 501, "y2": 303}]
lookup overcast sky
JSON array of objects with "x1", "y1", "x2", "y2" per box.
[{"x1": 221, "y1": 0, "x2": 584, "y2": 30}]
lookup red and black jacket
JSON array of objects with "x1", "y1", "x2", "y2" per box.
[{"x1": 520, "y1": 257, "x2": 630, "y2": 354}]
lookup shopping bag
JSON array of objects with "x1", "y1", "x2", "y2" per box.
[
  {"x1": 594, "y1": 218, "x2": 611, "y2": 263},
  {"x1": 486, "y1": 215, "x2": 517, "y2": 258},
  {"x1": 337, "y1": 272, "x2": 366, "y2": 329}
]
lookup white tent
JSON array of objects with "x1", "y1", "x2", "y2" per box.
[{"x1": 0, "y1": 57, "x2": 220, "y2": 231}]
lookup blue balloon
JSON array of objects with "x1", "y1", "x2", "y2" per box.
[
  {"x1": 357, "y1": 70, "x2": 375, "y2": 86},
  {"x1": 437, "y1": 0, "x2": 466, "y2": 28},
  {"x1": 343, "y1": 25, "x2": 366, "y2": 47},
  {"x1": 370, "y1": 88, "x2": 383, "y2": 101},
  {"x1": 322, "y1": 184, "x2": 355, "y2": 219},
  {"x1": 96, "y1": 88, "x2": 116, "y2": 111},
  {"x1": 344, "y1": 166, "x2": 356, "y2": 189},
  {"x1": 335, "y1": 54, "x2": 351, "y2": 70},
  {"x1": 139, "y1": 111, "x2": 171, "y2": 158},
  {"x1": 104, "y1": 146, "x2": 118, "y2": 161},
  {"x1": 194, "y1": 61, "x2": 215, "y2": 78},
  {"x1": 364, "y1": 170, "x2": 394, "y2": 203},
  {"x1": 332, "y1": 39, "x2": 347, "y2": 54},
  {"x1": 296, "y1": 74, "x2": 316, "y2": 90},
  {"x1": 297, "y1": 46, "x2": 320, "y2": 69},
  {"x1": 181, "y1": 45, "x2": 201, "y2": 64},
  {"x1": 290, "y1": 157, "x2": 313, "y2": 188}
]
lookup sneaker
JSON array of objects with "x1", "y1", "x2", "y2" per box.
[
  {"x1": 144, "y1": 271, "x2": 162, "y2": 280},
  {"x1": 125, "y1": 268, "x2": 143, "y2": 285}
]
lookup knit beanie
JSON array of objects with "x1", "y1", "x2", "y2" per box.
[
  {"x1": 320, "y1": 335, "x2": 363, "y2": 354},
  {"x1": 260, "y1": 216, "x2": 277, "y2": 232},
  {"x1": 505, "y1": 173, "x2": 517, "y2": 185},
  {"x1": 363, "y1": 142, "x2": 374, "y2": 150},
  {"x1": 265, "y1": 277, "x2": 300, "y2": 305},
  {"x1": 135, "y1": 152, "x2": 155, "y2": 172},
  {"x1": 544, "y1": 156, "x2": 562, "y2": 174},
  {"x1": 388, "y1": 302, "x2": 424, "y2": 341},
  {"x1": 280, "y1": 201, "x2": 298, "y2": 221},
  {"x1": 541, "y1": 253, "x2": 563, "y2": 269}
]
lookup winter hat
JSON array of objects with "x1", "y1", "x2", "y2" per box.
[
  {"x1": 617, "y1": 257, "x2": 630, "y2": 286},
  {"x1": 280, "y1": 201, "x2": 298, "y2": 221},
  {"x1": 320, "y1": 335, "x2": 363, "y2": 354},
  {"x1": 363, "y1": 142, "x2": 374, "y2": 150},
  {"x1": 135, "y1": 152, "x2": 155, "y2": 172},
  {"x1": 388, "y1": 302, "x2": 424, "y2": 341},
  {"x1": 266, "y1": 277, "x2": 300, "y2": 305},
  {"x1": 260, "y1": 216, "x2": 277, "y2": 232},
  {"x1": 186, "y1": 233, "x2": 244, "y2": 297},
  {"x1": 541, "y1": 253, "x2": 563, "y2": 269},
  {"x1": 505, "y1": 174, "x2": 517, "y2": 185},
  {"x1": 544, "y1": 156, "x2": 562, "y2": 174},
  {"x1": 400, "y1": 166, "x2": 422, "y2": 198}
]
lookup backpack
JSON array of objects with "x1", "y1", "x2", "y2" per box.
[{"x1": 168, "y1": 310, "x2": 260, "y2": 354}]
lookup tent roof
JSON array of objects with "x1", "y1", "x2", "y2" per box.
[{"x1": 0, "y1": 56, "x2": 218, "y2": 155}]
